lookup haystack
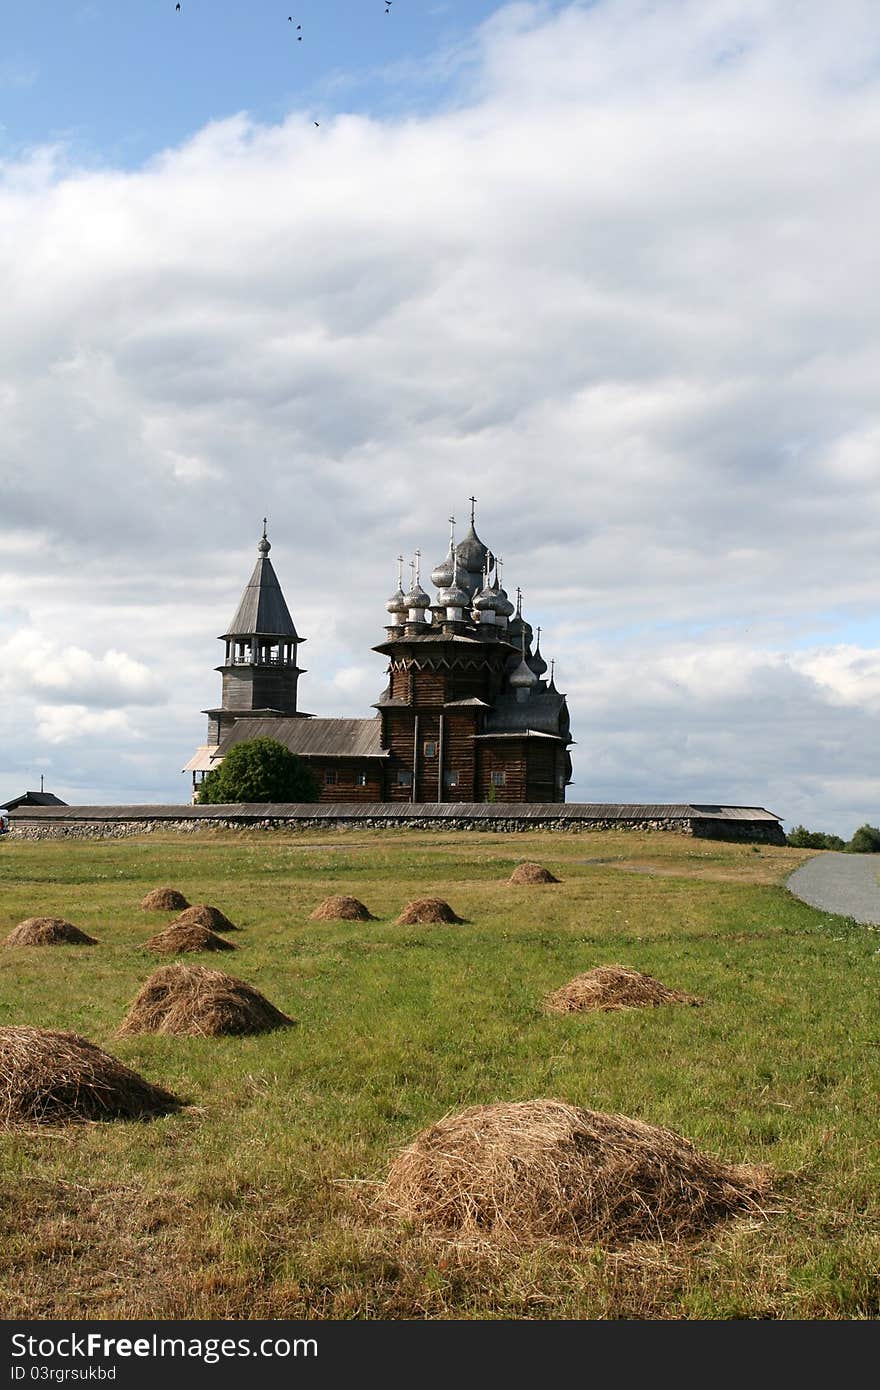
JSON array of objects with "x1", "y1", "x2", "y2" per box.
[
  {"x1": 4, "y1": 918, "x2": 97, "y2": 947},
  {"x1": 118, "y1": 964, "x2": 293, "y2": 1037},
  {"x1": 170, "y1": 904, "x2": 238, "y2": 933},
  {"x1": 146, "y1": 922, "x2": 236, "y2": 955},
  {"x1": 545, "y1": 966, "x2": 703, "y2": 1014},
  {"x1": 140, "y1": 887, "x2": 190, "y2": 911},
  {"x1": 381, "y1": 1099, "x2": 768, "y2": 1247},
  {"x1": 310, "y1": 895, "x2": 376, "y2": 922},
  {"x1": 509, "y1": 862, "x2": 560, "y2": 885},
  {"x1": 0, "y1": 1026, "x2": 182, "y2": 1124},
  {"x1": 396, "y1": 898, "x2": 463, "y2": 925}
]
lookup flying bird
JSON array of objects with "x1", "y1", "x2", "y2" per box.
[
  {"x1": 175, "y1": 2, "x2": 180, "y2": 10},
  {"x1": 314, "y1": 121, "x2": 319, "y2": 127}
]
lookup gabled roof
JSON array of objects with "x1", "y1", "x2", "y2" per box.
[
  {"x1": 1, "y1": 791, "x2": 67, "y2": 810},
  {"x1": 213, "y1": 716, "x2": 388, "y2": 760},
  {"x1": 224, "y1": 541, "x2": 301, "y2": 640}
]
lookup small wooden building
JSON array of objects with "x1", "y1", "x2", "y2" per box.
[{"x1": 185, "y1": 510, "x2": 573, "y2": 803}]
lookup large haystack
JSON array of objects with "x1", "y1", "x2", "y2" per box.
[
  {"x1": 4, "y1": 918, "x2": 98, "y2": 947},
  {"x1": 310, "y1": 895, "x2": 376, "y2": 922},
  {"x1": 140, "y1": 887, "x2": 190, "y2": 911},
  {"x1": 118, "y1": 964, "x2": 293, "y2": 1037},
  {"x1": 170, "y1": 904, "x2": 239, "y2": 933},
  {"x1": 0, "y1": 1026, "x2": 182, "y2": 1124},
  {"x1": 545, "y1": 966, "x2": 703, "y2": 1014},
  {"x1": 382, "y1": 1099, "x2": 768, "y2": 1247},
  {"x1": 509, "y1": 862, "x2": 560, "y2": 885},
  {"x1": 146, "y1": 923, "x2": 236, "y2": 955},
  {"x1": 396, "y1": 897, "x2": 463, "y2": 925}
]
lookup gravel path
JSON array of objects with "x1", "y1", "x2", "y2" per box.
[{"x1": 787, "y1": 852, "x2": 880, "y2": 924}]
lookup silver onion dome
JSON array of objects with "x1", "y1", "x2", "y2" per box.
[
  {"x1": 473, "y1": 579, "x2": 501, "y2": 612},
  {"x1": 386, "y1": 587, "x2": 407, "y2": 616},
  {"x1": 508, "y1": 612, "x2": 533, "y2": 647},
  {"x1": 455, "y1": 521, "x2": 492, "y2": 579},
  {"x1": 508, "y1": 656, "x2": 538, "y2": 689},
  {"x1": 438, "y1": 581, "x2": 471, "y2": 608},
  {"x1": 528, "y1": 632, "x2": 548, "y2": 677},
  {"x1": 406, "y1": 582, "x2": 431, "y2": 610},
  {"x1": 491, "y1": 577, "x2": 515, "y2": 619},
  {"x1": 431, "y1": 552, "x2": 455, "y2": 589}
]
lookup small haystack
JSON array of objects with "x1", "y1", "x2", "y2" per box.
[
  {"x1": 146, "y1": 922, "x2": 236, "y2": 955},
  {"x1": 118, "y1": 964, "x2": 293, "y2": 1037},
  {"x1": 310, "y1": 895, "x2": 376, "y2": 922},
  {"x1": 140, "y1": 887, "x2": 190, "y2": 911},
  {"x1": 0, "y1": 1026, "x2": 182, "y2": 1124},
  {"x1": 381, "y1": 1098, "x2": 768, "y2": 1247},
  {"x1": 545, "y1": 965, "x2": 703, "y2": 1014},
  {"x1": 396, "y1": 898, "x2": 463, "y2": 925},
  {"x1": 509, "y1": 862, "x2": 560, "y2": 885},
  {"x1": 170, "y1": 904, "x2": 239, "y2": 933},
  {"x1": 4, "y1": 917, "x2": 98, "y2": 947}
]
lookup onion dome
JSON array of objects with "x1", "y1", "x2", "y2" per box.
[
  {"x1": 473, "y1": 576, "x2": 502, "y2": 613},
  {"x1": 431, "y1": 551, "x2": 455, "y2": 589},
  {"x1": 527, "y1": 631, "x2": 548, "y2": 677},
  {"x1": 507, "y1": 588, "x2": 532, "y2": 647},
  {"x1": 406, "y1": 581, "x2": 431, "y2": 611},
  {"x1": 455, "y1": 521, "x2": 492, "y2": 578},
  {"x1": 438, "y1": 580, "x2": 471, "y2": 609},
  {"x1": 508, "y1": 656, "x2": 538, "y2": 689},
  {"x1": 386, "y1": 586, "x2": 407, "y2": 616},
  {"x1": 386, "y1": 555, "x2": 408, "y2": 616},
  {"x1": 491, "y1": 577, "x2": 515, "y2": 619},
  {"x1": 507, "y1": 612, "x2": 532, "y2": 647}
]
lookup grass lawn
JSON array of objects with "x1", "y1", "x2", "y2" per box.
[{"x1": 0, "y1": 829, "x2": 877, "y2": 1319}]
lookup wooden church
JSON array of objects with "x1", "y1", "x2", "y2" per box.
[{"x1": 184, "y1": 506, "x2": 573, "y2": 803}]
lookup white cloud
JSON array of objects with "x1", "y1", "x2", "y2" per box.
[
  {"x1": 34, "y1": 705, "x2": 136, "y2": 746},
  {"x1": 1, "y1": 1, "x2": 879, "y2": 833},
  {"x1": 0, "y1": 630, "x2": 161, "y2": 706}
]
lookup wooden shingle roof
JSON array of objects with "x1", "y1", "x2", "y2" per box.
[{"x1": 214, "y1": 716, "x2": 387, "y2": 760}]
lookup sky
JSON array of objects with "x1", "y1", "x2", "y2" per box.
[{"x1": 1, "y1": 0, "x2": 879, "y2": 836}]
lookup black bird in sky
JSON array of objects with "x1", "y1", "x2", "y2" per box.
[{"x1": 175, "y1": 2, "x2": 180, "y2": 10}]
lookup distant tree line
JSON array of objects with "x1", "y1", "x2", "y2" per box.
[{"x1": 787, "y1": 823, "x2": 880, "y2": 852}]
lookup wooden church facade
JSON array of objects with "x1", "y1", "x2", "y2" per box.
[{"x1": 185, "y1": 511, "x2": 573, "y2": 804}]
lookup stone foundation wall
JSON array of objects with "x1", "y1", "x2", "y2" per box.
[{"x1": 8, "y1": 814, "x2": 780, "y2": 842}]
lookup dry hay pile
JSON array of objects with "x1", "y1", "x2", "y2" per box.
[
  {"x1": 381, "y1": 1098, "x2": 768, "y2": 1248},
  {"x1": 310, "y1": 894, "x2": 376, "y2": 922},
  {"x1": 140, "y1": 887, "x2": 190, "y2": 911},
  {"x1": 4, "y1": 917, "x2": 98, "y2": 947},
  {"x1": 146, "y1": 922, "x2": 236, "y2": 955},
  {"x1": 545, "y1": 966, "x2": 703, "y2": 1014},
  {"x1": 509, "y1": 862, "x2": 560, "y2": 885},
  {"x1": 396, "y1": 897, "x2": 463, "y2": 925},
  {"x1": 118, "y1": 963, "x2": 293, "y2": 1037},
  {"x1": 0, "y1": 1025, "x2": 182, "y2": 1124},
  {"x1": 170, "y1": 904, "x2": 238, "y2": 933}
]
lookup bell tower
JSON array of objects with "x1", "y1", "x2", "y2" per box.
[{"x1": 204, "y1": 523, "x2": 309, "y2": 744}]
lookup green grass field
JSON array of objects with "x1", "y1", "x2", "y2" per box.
[{"x1": 0, "y1": 829, "x2": 878, "y2": 1319}]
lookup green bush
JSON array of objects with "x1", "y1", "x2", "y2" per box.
[
  {"x1": 847, "y1": 823, "x2": 880, "y2": 853},
  {"x1": 196, "y1": 736, "x2": 319, "y2": 804},
  {"x1": 786, "y1": 825, "x2": 846, "y2": 850}
]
